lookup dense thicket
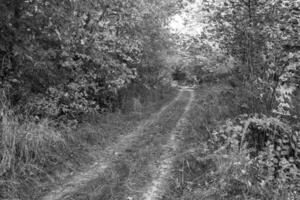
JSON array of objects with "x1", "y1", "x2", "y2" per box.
[
  {"x1": 0, "y1": 0, "x2": 184, "y2": 119},
  {"x1": 178, "y1": 0, "x2": 299, "y2": 115},
  {"x1": 203, "y1": 0, "x2": 300, "y2": 115}
]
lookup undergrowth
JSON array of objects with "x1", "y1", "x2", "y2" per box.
[
  {"x1": 0, "y1": 89, "x2": 92, "y2": 199},
  {"x1": 165, "y1": 83, "x2": 300, "y2": 200}
]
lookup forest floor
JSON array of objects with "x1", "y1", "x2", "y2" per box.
[{"x1": 40, "y1": 84, "x2": 230, "y2": 200}]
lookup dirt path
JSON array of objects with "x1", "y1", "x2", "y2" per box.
[
  {"x1": 41, "y1": 88, "x2": 194, "y2": 200},
  {"x1": 142, "y1": 89, "x2": 195, "y2": 200}
]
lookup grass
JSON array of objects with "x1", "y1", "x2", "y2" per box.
[
  {"x1": 0, "y1": 86, "x2": 178, "y2": 199},
  {"x1": 0, "y1": 110, "x2": 69, "y2": 199}
]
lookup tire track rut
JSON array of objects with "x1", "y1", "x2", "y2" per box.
[{"x1": 142, "y1": 89, "x2": 194, "y2": 200}]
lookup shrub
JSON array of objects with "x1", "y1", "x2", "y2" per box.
[{"x1": 207, "y1": 114, "x2": 300, "y2": 199}]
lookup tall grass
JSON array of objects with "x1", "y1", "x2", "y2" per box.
[{"x1": 0, "y1": 92, "x2": 68, "y2": 199}]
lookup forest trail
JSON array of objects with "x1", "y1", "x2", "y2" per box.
[
  {"x1": 42, "y1": 88, "x2": 194, "y2": 200},
  {"x1": 141, "y1": 88, "x2": 194, "y2": 200}
]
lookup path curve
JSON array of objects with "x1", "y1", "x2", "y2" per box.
[{"x1": 42, "y1": 90, "x2": 184, "y2": 200}]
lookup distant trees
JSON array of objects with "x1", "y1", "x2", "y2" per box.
[{"x1": 172, "y1": 67, "x2": 187, "y2": 82}]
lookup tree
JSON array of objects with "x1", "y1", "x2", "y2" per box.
[
  {"x1": 0, "y1": 0, "x2": 184, "y2": 118},
  {"x1": 200, "y1": 0, "x2": 300, "y2": 115}
]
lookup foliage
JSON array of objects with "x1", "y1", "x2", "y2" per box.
[
  {"x1": 0, "y1": 0, "x2": 183, "y2": 119},
  {"x1": 0, "y1": 0, "x2": 187, "y2": 198},
  {"x1": 200, "y1": 0, "x2": 300, "y2": 115},
  {"x1": 163, "y1": 1, "x2": 300, "y2": 199},
  {"x1": 207, "y1": 114, "x2": 300, "y2": 199}
]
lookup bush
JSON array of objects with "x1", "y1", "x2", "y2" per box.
[{"x1": 207, "y1": 114, "x2": 300, "y2": 199}]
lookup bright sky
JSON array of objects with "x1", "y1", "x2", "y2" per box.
[
  {"x1": 169, "y1": 15, "x2": 186, "y2": 32},
  {"x1": 168, "y1": 0, "x2": 204, "y2": 35}
]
